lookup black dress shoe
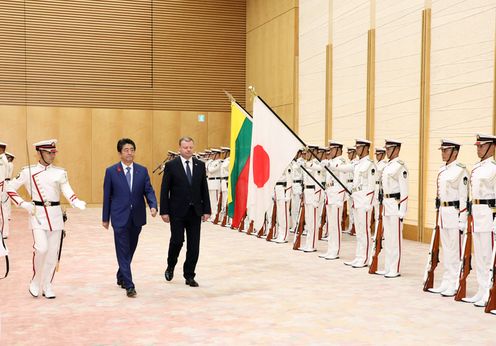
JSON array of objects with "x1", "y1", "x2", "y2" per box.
[
  {"x1": 116, "y1": 280, "x2": 126, "y2": 289},
  {"x1": 185, "y1": 278, "x2": 199, "y2": 287},
  {"x1": 126, "y1": 287, "x2": 137, "y2": 298},
  {"x1": 165, "y1": 268, "x2": 174, "y2": 282}
]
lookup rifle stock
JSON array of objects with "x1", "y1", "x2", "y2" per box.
[
  {"x1": 266, "y1": 199, "x2": 277, "y2": 242},
  {"x1": 455, "y1": 214, "x2": 473, "y2": 301},
  {"x1": 368, "y1": 204, "x2": 384, "y2": 274},
  {"x1": 238, "y1": 212, "x2": 246, "y2": 232},
  {"x1": 484, "y1": 241, "x2": 496, "y2": 313},
  {"x1": 341, "y1": 200, "x2": 348, "y2": 231},
  {"x1": 423, "y1": 208, "x2": 441, "y2": 292},
  {"x1": 213, "y1": 189, "x2": 223, "y2": 224}
]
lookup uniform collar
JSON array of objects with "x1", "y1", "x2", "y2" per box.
[{"x1": 445, "y1": 160, "x2": 457, "y2": 168}]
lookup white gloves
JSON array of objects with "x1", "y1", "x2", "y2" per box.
[
  {"x1": 72, "y1": 199, "x2": 87, "y2": 210},
  {"x1": 458, "y1": 220, "x2": 467, "y2": 232},
  {"x1": 20, "y1": 201, "x2": 35, "y2": 214}
]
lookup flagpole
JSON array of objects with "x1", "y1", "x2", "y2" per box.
[
  {"x1": 249, "y1": 88, "x2": 351, "y2": 195},
  {"x1": 223, "y1": 90, "x2": 253, "y2": 119}
]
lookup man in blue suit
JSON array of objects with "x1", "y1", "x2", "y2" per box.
[{"x1": 102, "y1": 138, "x2": 157, "y2": 298}]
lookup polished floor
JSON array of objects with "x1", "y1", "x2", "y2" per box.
[{"x1": 0, "y1": 208, "x2": 494, "y2": 345}]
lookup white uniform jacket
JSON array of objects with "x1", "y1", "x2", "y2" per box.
[
  {"x1": 470, "y1": 158, "x2": 496, "y2": 233},
  {"x1": 437, "y1": 161, "x2": 468, "y2": 230},
  {"x1": 7, "y1": 163, "x2": 82, "y2": 231},
  {"x1": 381, "y1": 158, "x2": 408, "y2": 218}
]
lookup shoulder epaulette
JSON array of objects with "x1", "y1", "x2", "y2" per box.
[
  {"x1": 397, "y1": 159, "x2": 405, "y2": 165},
  {"x1": 492, "y1": 160, "x2": 496, "y2": 165},
  {"x1": 456, "y1": 163, "x2": 466, "y2": 168},
  {"x1": 51, "y1": 165, "x2": 66, "y2": 171}
]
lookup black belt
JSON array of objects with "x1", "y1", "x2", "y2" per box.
[
  {"x1": 305, "y1": 185, "x2": 315, "y2": 189},
  {"x1": 276, "y1": 182, "x2": 287, "y2": 187},
  {"x1": 293, "y1": 180, "x2": 302, "y2": 183},
  {"x1": 33, "y1": 201, "x2": 60, "y2": 207},
  {"x1": 5, "y1": 178, "x2": 10, "y2": 181},
  {"x1": 441, "y1": 201, "x2": 460, "y2": 208},
  {"x1": 384, "y1": 193, "x2": 400, "y2": 200},
  {"x1": 347, "y1": 179, "x2": 353, "y2": 183},
  {"x1": 208, "y1": 177, "x2": 221, "y2": 180},
  {"x1": 472, "y1": 199, "x2": 496, "y2": 207}
]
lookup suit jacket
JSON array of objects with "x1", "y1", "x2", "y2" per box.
[
  {"x1": 102, "y1": 162, "x2": 157, "y2": 228},
  {"x1": 160, "y1": 156, "x2": 211, "y2": 218}
]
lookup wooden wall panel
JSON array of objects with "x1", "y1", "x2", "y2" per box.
[
  {"x1": 25, "y1": 107, "x2": 92, "y2": 203},
  {"x1": 91, "y1": 109, "x2": 153, "y2": 204},
  {"x1": 246, "y1": 2, "x2": 298, "y2": 124},
  {"x1": 247, "y1": 0, "x2": 297, "y2": 31},
  {"x1": 207, "y1": 112, "x2": 231, "y2": 149}
]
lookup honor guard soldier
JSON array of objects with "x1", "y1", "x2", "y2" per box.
[
  {"x1": 320, "y1": 140, "x2": 347, "y2": 260},
  {"x1": 7, "y1": 139, "x2": 87, "y2": 298},
  {"x1": 219, "y1": 147, "x2": 230, "y2": 226},
  {"x1": 343, "y1": 139, "x2": 376, "y2": 268},
  {"x1": 428, "y1": 139, "x2": 468, "y2": 296},
  {"x1": 273, "y1": 165, "x2": 292, "y2": 243},
  {"x1": 2, "y1": 151, "x2": 15, "y2": 239},
  {"x1": 462, "y1": 134, "x2": 496, "y2": 307},
  {"x1": 299, "y1": 146, "x2": 323, "y2": 252},
  {"x1": 343, "y1": 146, "x2": 358, "y2": 234},
  {"x1": 207, "y1": 149, "x2": 222, "y2": 222},
  {"x1": 375, "y1": 139, "x2": 408, "y2": 278},
  {"x1": 289, "y1": 150, "x2": 304, "y2": 232},
  {"x1": 373, "y1": 147, "x2": 387, "y2": 235},
  {"x1": 0, "y1": 142, "x2": 8, "y2": 239}
]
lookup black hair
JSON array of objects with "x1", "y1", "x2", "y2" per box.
[{"x1": 117, "y1": 138, "x2": 136, "y2": 152}]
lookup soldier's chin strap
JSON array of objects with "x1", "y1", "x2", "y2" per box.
[
  {"x1": 39, "y1": 150, "x2": 50, "y2": 166},
  {"x1": 481, "y1": 143, "x2": 494, "y2": 161}
]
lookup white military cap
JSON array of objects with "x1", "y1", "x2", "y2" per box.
[
  {"x1": 346, "y1": 146, "x2": 356, "y2": 152},
  {"x1": 355, "y1": 138, "x2": 371, "y2": 146},
  {"x1": 211, "y1": 149, "x2": 222, "y2": 153},
  {"x1": 375, "y1": 147, "x2": 386, "y2": 153},
  {"x1": 385, "y1": 139, "x2": 402, "y2": 148},
  {"x1": 438, "y1": 139, "x2": 460, "y2": 149},
  {"x1": 0, "y1": 141, "x2": 7, "y2": 147},
  {"x1": 474, "y1": 134, "x2": 496, "y2": 145},
  {"x1": 328, "y1": 140, "x2": 343, "y2": 148},
  {"x1": 220, "y1": 146, "x2": 230, "y2": 151},
  {"x1": 33, "y1": 139, "x2": 58, "y2": 152},
  {"x1": 5, "y1": 151, "x2": 15, "y2": 158}
]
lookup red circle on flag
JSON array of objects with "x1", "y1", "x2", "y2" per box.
[{"x1": 253, "y1": 145, "x2": 270, "y2": 188}]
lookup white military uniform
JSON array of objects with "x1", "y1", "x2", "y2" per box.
[
  {"x1": 0, "y1": 150, "x2": 8, "y2": 239},
  {"x1": 289, "y1": 157, "x2": 304, "y2": 232},
  {"x1": 344, "y1": 155, "x2": 358, "y2": 233},
  {"x1": 219, "y1": 156, "x2": 230, "y2": 224},
  {"x1": 320, "y1": 154, "x2": 347, "y2": 259},
  {"x1": 380, "y1": 157, "x2": 408, "y2": 277},
  {"x1": 274, "y1": 165, "x2": 291, "y2": 243},
  {"x1": 207, "y1": 157, "x2": 221, "y2": 222},
  {"x1": 428, "y1": 153, "x2": 468, "y2": 295},
  {"x1": 463, "y1": 156, "x2": 496, "y2": 305},
  {"x1": 2, "y1": 153, "x2": 14, "y2": 238},
  {"x1": 6, "y1": 140, "x2": 86, "y2": 298},
  {"x1": 345, "y1": 155, "x2": 376, "y2": 267},
  {"x1": 300, "y1": 157, "x2": 323, "y2": 252}
]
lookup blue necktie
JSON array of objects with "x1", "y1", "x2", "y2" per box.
[
  {"x1": 185, "y1": 160, "x2": 192, "y2": 185},
  {"x1": 125, "y1": 166, "x2": 132, "y2": 191}
]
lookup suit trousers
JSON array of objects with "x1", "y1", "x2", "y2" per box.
[
  {"x1": 168, "y1": 206, "x2": 202, "y2": 279},
  {"x1": 113, "y1": 216, "x2": 142, "y2": 289}
]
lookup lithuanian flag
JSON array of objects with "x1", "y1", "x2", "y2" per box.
[{"x1": 227, "y1": 101, "x2": 252, "y2": 228}]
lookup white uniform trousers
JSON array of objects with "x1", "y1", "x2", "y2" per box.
[
  {"x1": 382, "y1": 215, "x2": 403, "y2": 275},
  {"x1": 1, "y1": 191, "x2": 10, "y2": 237},
  {"x1": 290, "y1": 189, "x2": 302, "y2": 231},
  {"x1": 301, "y1": 188, "x2": 318, "y2": 251},
  {"x1": 345, "y1": 197, "x2": 355, "y2": 232},
  {"x1": 439, "y1": 227, "x2": 462, "y2": 290},
  {"x1": 274, "y1": 185, "x2": 289, "y2": 242},
  {"x1": 207, "y1": 188, "x2": 219, "y2": 221},
  {"x1": 32, "y1": 228, "x2": 63, "y2": 290},
  {"x1": 353, "y1": 208, "x2": 371, "y2": 266},
  {"x1": 323, "y1": 204, "x2": 341, "y2": 257},
  {"x1": 472, "y1": 232, "x2": 493, "y2": 298}
]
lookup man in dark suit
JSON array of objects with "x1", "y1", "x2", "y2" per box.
[
  {"x1": 102, "y1": 138, "x2": 157, "y2": 298},
  {"x1": 160, "y1": 136, "x2": 211, "y2": 287}
]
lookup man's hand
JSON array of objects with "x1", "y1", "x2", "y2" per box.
[
  {"x1": 202, "y1": 214, "x2": 211, "y2": 222},
  {"x1": 150, "y1": 208, "x2": 157, "y2": 217},
  {"x1": 161, "y1": 214, "x2": 170, "y2": 223},
  {"x1": 102, "y1": 221, "x2": 109, "y2": 229}
]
